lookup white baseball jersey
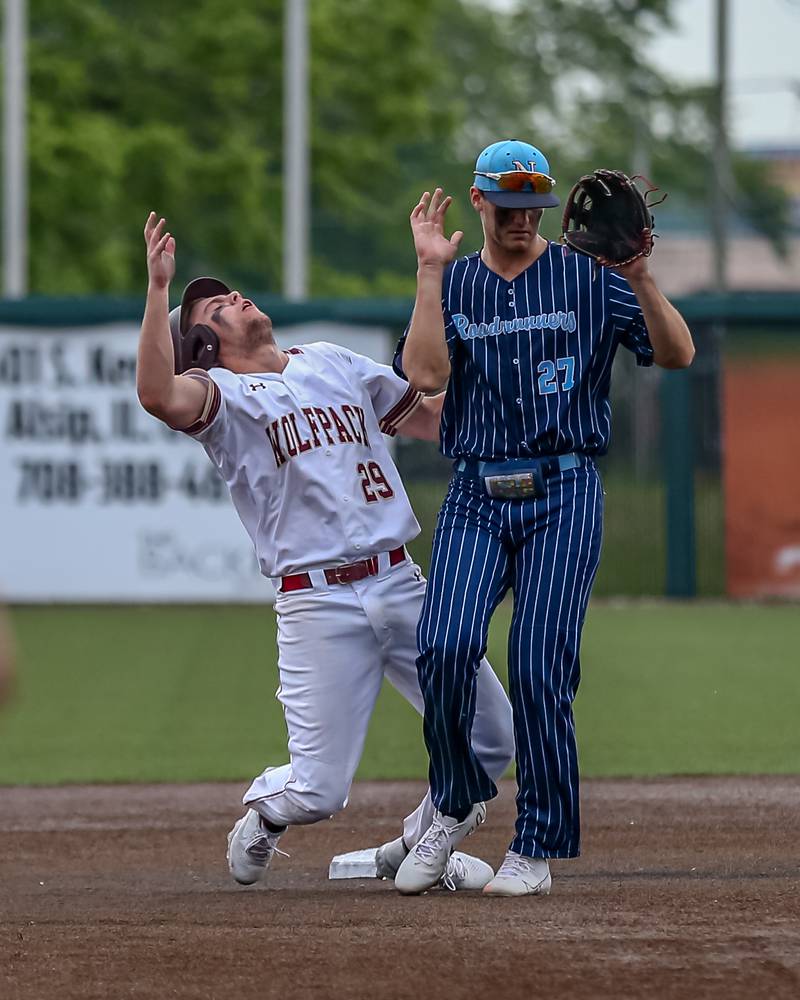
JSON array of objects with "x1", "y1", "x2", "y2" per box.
[{"x1": 181, "y1": 342, "x2": 424, "y2": 578}]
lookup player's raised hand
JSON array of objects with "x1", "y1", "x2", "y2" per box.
[
  {"x1": 144, "y1": 211, "x2": 176, "y2": 290},
  {"x1": 611, "y1": 254, "x2": 651, "y2": 285},
  {"x1": 411, "y1": 189, "x2": 464, "y2": 268}
]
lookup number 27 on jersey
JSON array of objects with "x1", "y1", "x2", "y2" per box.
[{"x1": 537, "y1": 355, "x2": 575, "y2": 395}]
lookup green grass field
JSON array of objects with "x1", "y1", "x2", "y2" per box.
[{"x1": 1, "y1": 602, "x2": 797, "y2": 785}]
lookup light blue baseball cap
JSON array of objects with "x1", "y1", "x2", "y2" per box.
[{"x1": 473, "y1": 139, "x2": 559, "y2": 209}]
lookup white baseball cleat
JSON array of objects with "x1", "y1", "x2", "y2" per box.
[
  {"x1": 482, "y1": 850, "x2": 552, "y2": 896},
  {"x1": 375, "y1": 835, "x2": 494, "y2": 890},
  {"x1": 394, "y1": 802, "x2": 486, "y2": 895},
  {"x1": 439, "y1": 852, "x2": 494, "y2": 891},
  {"x1": 226, "y1": 809, "x2": 285, "y2": 886}
]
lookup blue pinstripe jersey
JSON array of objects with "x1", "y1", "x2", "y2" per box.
[{"x1": 394, "y1": 243, "x2": 653, "y2": 460}]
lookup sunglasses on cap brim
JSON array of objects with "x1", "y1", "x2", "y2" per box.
[{"x1": 474, "y1": 170, "x2": 556, "y2": 194}]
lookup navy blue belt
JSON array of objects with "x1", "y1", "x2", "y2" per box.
[{"x1": 454, "y1": 452, "x2": 584, "y2": 499}]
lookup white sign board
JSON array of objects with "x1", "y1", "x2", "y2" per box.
[{"x1": 0, "y1": 322, "x2": 392, "y2": 602}]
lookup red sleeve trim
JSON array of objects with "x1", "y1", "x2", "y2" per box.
[
  {"x1": 180, "y1": 370, "x2": 221, "y2": 436},
  {"x1": 379, "y1": 385, "x2": 424, "y2": 437}
]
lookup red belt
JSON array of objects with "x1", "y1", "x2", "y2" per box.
[{"x1": 280, "y1": 546, "x2": 407, "y2": 593}]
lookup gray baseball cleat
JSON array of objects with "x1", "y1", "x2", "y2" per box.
[
  {"x1": 376, "y1": 834, "x2": 493, "y2": 890},
  {"x1": 482, "y1": 850, "x2": 552, "y2": 896},
  {"x1": 394, "y1": 802, "x2": 486, "y2": 895},
  {"x1": 375, "y1": 835, "x2": 409, "y2": 879},
  {"x1": 226, "y1": 809, "x2": 285, "y2": 885}
]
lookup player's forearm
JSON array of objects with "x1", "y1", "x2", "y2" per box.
[
  {"x1": 137, "y1": 283, "x2": 178, "y2": 416},
  {"x1": 395, "y1": 393, "x2": 444, "y2": 442},
  {"x1": 627, "y1": 272, "x2": 695, "y2": 369},
  {"x1": 403, "y1": 265, "x2": 451, "y2": 394}
]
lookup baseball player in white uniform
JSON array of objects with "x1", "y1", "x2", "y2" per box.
[{"x1": 138, "y1": 214, "x2": 514, "y2": 890}]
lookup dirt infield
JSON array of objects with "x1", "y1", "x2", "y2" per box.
[{"x1": 2, "y1": 778, "x2": 799, "y2": 1000}]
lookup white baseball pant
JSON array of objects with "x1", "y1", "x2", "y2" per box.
[{"x1": 244, "y1": 555, "x2": 515, "y2": 846}]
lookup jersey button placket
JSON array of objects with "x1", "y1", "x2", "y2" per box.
[{"x1": 510, "y1": 279, "x2": 527, "y2": 441}]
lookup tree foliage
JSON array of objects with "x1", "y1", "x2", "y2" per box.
[{"x1": 24, "y1": 0, "x2": 788, "y2": 296}]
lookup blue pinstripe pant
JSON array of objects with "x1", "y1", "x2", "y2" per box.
[{"x1": 416, "y1": 462, "x2": 604, "y2": 859}]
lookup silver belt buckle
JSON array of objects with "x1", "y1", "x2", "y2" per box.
[{"x1": 484, "y1": 472, "x2": 538, "y2": 499}]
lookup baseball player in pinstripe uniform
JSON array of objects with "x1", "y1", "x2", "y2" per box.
[
  {"x1": 138, "y1": 213, "x2": 515, "y2": 891},
  {"x1": 392, "y1": 140, "x2": 695, "y2": 896}
]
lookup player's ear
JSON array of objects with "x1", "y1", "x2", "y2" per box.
[{"x1": 469, "y1": 187, "x2": 484, "y2": 214}]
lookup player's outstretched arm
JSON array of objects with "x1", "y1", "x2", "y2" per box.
[
  {"x1": 403, "y1": 189, "x2": 463, "y2": 394},
  {"x1": 137, "y1": 213, "x2": 207, "y2": 428},
  {"x1": 615, "y1": 257, "x2": 695, "y2": 369}
]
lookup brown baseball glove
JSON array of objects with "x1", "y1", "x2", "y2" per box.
[{"x1": 561, "y1": 169, "x2": 665, "y2": 267}]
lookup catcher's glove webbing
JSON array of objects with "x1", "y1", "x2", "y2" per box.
[{"x1": 561, "y1": 169, "x2": 665, "y2": 267}]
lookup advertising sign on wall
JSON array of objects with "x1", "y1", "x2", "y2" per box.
[{"x1": 0, "y1": 322, "x2": 391, "y2": 602}]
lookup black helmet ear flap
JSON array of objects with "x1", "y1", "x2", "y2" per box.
[
  {"x1": 184, "y1": 324, "x2": 220, "y2": 372},
  {"x1": 171, "y1": 323, "x2": 220, "y2": 374}
]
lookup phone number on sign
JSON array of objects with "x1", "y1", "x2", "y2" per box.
[{"x1": 15, "y1": 460, "x2": 227, "y2": 504}]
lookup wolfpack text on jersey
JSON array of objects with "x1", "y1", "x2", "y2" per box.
[{"x1": 182, "y1": 343, "x2": 423, "y2": 578}]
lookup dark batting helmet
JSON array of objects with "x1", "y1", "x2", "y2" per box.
[{"x1": 168, "y1": 276, "x2": 230, "y2": 374}]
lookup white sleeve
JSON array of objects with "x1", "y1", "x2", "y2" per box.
[
  {"x1": 336, "y1": 348, "x2": 423, "y2": 437},
  {"x1": 177, "y1": 368, "x2": 227, "y2": 443}
]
